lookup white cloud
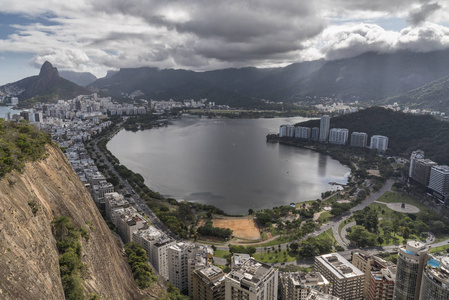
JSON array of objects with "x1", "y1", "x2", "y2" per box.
[{"x1": 1, "y1": 0, "x2": 449, "y2": 78}]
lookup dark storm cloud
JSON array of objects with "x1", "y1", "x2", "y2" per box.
[
  {"x1": 90, "y1": 0, "x2": 326, "y2": 63},
  {"x1": 407, "y1": 2, "x2": 442, "y2": 26}
]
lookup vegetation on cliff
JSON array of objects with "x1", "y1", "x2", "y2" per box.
[
  {"x1": 0, "y1": 119, "x2": 52, "y2": 178},
  {"x1": 124, "y1": 242, "x2": 157, "y2": 289},
  {"x1": 53, "y1": 216, "x2": 89, "y2": 300}
]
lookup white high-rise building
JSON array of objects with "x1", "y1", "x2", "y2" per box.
[
  {"x1": 370, "y1": 135, "x2": 388, "y2": 152},
  {"x1": 428, "y1": 165, "x2": 449, "y2": 201},
  {"x1": 394, "y1": 240, "x2": 429, "y2": 300},
  {"x1": 328, "y1": 128, "x2": 349, "y2": 145},
  {"x1": 225, "y1": 257, "x2": 278, "y2": 300},
  {"x1": 168, "y1": 242, "x2": 207, "y2": 295},
  {"x1": 319, "y1": 115, "x2": 330, "y2": 142}
]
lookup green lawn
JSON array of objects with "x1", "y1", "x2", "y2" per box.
[
  {"x1": 316, "y1": 228, "x2": 336, "y2": 244},
  {"x1": 257, "y1": 236, "x2": 293, "y2": 248},
  {"x1": 317, "y1": 211, "x2": 332, "y2": 223},
  {"x1": 376, "y1": 191, "x2": 427, "y2": 211},
  {"x1": 213, "y1": 250, "x2": 231, "y2": 258},
  {"x1": 252, "y1": 249, "x2": 297, "y2": 263},
  {"x1": 430, "y1": 244, "x2": 449, "y2": 254}
]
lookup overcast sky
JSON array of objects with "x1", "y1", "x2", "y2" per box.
[{"x1": 1, "y1": 0, "x2": 449, "y2": 85}]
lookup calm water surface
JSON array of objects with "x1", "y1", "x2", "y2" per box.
[{"x1": 108, "y1": 117, "x2": 350, "y2": 214}]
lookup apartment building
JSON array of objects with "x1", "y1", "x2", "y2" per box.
[
  {"x1": 428, "y1": 165, "x2": 449, "y2": 202},
  {"x1": 192, "y1": 265, "x2": 226, "y2": 300},
  {"x1": 350, "y1": 132, "x2": 368, "y2": 148},
  {"x1": 328, "y1": 128, "x2": 349, "y2": 145},
  {"x1": 319, "y1": 115, "x2": 330, "y2": 142},
  {"x1": 314, "y1": 253, "x2": 364, "y2": 300},
  {"x1": 394, "y1": 240, "x2": 429, "y2": 300},
  {"x1": 420, "y1": 256, "x2": 449, "y2": 299},
  {"x1": 279, "y1": 271, "x2": 332, "y2": 300},
  {"x1": 411, "y1": 158, "x2": 437, "y2": 186},
  {"x1": 225, "y1": 257, "x2": 278, "y2": 300},
  {"x1": 370, "y1": 135, "x2": 388, "y2": 152}
]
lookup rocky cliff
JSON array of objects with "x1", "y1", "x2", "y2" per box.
[{"x1": 0, "y1": 145, "x2": 155, "y2": 299}]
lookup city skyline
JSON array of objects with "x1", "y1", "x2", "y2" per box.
[{"x1": 1, "y1": 1, "x2": 449, "y2": 85}]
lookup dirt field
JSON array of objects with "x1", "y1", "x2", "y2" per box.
[{"x1": 213, "y1": 218, "x2": 261, "y2": 240}]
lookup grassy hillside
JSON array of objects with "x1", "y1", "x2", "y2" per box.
[{"x1": 298, "y1": 107, "x2": 449, "y2": 164}]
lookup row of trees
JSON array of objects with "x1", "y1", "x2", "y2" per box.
[{"x1": 197, "y1": 221, "x2": 233, "y2": 240}]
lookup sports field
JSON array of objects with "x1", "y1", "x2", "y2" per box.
[{"x1": 213, "y1": 218, "x2": 261, "y2": 240}]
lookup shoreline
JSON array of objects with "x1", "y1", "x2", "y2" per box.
[{"x1": 105, "y1": 117, "x2": 350, "y2": 216}]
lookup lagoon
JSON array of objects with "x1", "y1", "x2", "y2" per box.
[{"x1": 108, "y1": 117, "x2": 350, "y2": 214}]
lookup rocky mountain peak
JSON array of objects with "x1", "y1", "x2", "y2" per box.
[{"x1": 39, "y1": 61, "x2": 59, "y2": 77}]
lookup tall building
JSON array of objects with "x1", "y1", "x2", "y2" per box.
[
  {"x1": 409, "y1": 150, "x2": 425, "y2": 178},
  {"x1": 311, "y1": 127, "x2": 320, "y2": 141},
  {"x1": 225, "y1": 257, "x2": 278, "y2": 300},
  {"x1": 351, "y1": 251, "x2": 395, "y2": 299},
  {"x1": 420, "y1": 256, "x2": 449, "y2": 299},
  {"x1": 319, "y1": 115, "x2": 330, "y2": 142},
  {"x1": 314, "y1": 253, "x2": 364, "y2": 300},
  {"x1": 168, "y1": 242, "x2": 207, "y2": 295},
  {"x1": 428, "y1": 165, "x2": 449, "y2": 202},
  {"x1": 192, "y1": 265, "x2": 226, "y2": 300},
  {"x1": 115, "y1": 208, "x2": 147, "y2": 243},
  {"x1": 350, "y1": 132, "x2": 368, "y2": 148},
  {"x1": 370, "y1": 135, "x2": 388, "y2": 152},
  {"x1": 411, "y1": 159, "x2": 438, "y2": 186},
  {"x1": 328, "y1": 128, "x2": 349, "y2": 145},
  {"x1": 279, "y1": 271, "x2": 332, "y2": 300},
  {"x1": 279, "y1": 125, "x2": 287, "y2": 137},
  {"x1": 394, "y1": 240, "x2": 429, "y2": 300},
  {"x1": 151, "y1": 236, "x2": 176, "y2": 280}
]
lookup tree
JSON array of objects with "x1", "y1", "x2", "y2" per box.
[
  {"x1": 248, "y1": 208, "x2": 254, "y2": 215},
  {"x1": 290, "y1": 242, "x2": 299, "y2": 252}
]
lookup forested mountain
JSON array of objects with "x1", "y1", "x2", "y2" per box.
[
  {"x1": 384, "y1": 75, "x2": 449, "y2": 113},
  {"x1": 88, "y1": 49, "x2": 449, "y2": 106}
]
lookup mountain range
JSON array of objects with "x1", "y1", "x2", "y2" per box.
[
  {"x1": 3, "y1": 49, "x2": 449, "y2": 111},
  {"x1": 0, "y1": 61, "x2": 88, "y2": 107}
]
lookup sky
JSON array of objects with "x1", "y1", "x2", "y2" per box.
[{"x1": 1, "y1": 0, "x2": 449, "y2": 85}]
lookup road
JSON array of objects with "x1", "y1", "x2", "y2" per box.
[
  {"x1": 93, "y1": 129, "x2": 449, "y2": 268},
  {"x1": 91, "y1": 125, "x2": 179, "y2": 241}
]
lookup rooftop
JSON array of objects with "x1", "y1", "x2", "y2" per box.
[{"x1": 316, "y1": 253, "x2": 363, "y2": 279}]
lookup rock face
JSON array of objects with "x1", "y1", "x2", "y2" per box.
[{"x1": 0, "y1": 146, "x2": 148, "y2": 299}]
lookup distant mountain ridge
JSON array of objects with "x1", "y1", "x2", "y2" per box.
[
  {"x1": 4, "y1": 49, "x2": 449, "y2": 109},
  {"x1": 384, "y1": 75, "x2": 449, "y2": 113},
  {"x1": 88, "y1": 49, "x2": 449, "y2": 107},
  {"x1": 0, "y1": 61, "x2": 88, "y2": 106},
  {"x1": 59, "y1": 70, "x2": 97, "y2": 86}
]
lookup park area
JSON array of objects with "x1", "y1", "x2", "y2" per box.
[{"x1": 213, "y1": 218, "x2": 261, "y2": 240}]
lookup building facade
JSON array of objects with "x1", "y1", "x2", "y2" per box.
[
  {"x1": 192, "y1": 265, "x2": 226, "y2": 300},
  {"x1": 319, "y1": 115, "x2": 330, "y2": 142},
  {"x1": 370, "y1": 135, "x2": 388, "y2": 152},
  {"x1": 411, "y1": 159, "x2": 438, "y2": 186},
  {"x1": 314, "y1": 253, "x2": 364, "y2": 300},
  {"x1": 420, "y1": 256, "x2": 449, "y2": 300},
  {"x1": 350, "y1": 132, "x2": 368, "y2": 148},
  {"x1": 279, "y1": 271, "x2": 332, "y2": 300},
  {"x1": 409, "y1": 150, "x2": 425, "y2": 178},
  {"x1": 394, "y1": 240, "x2": 429, "y2": 300},
  {"x1": 225, "y1": 257, "x2": 278, "y2": 300},
  {"x1": 328, "y1": 128, "x2": 349, "y2": 145},
  {"x1": 428, "y1": 165, "x2": 449, "y2": 202}
]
